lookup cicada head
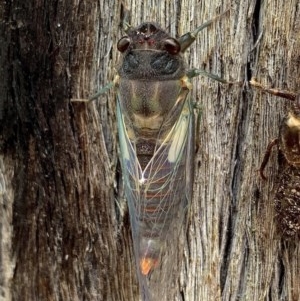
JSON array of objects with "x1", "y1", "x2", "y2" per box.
[
  {"x1": 116, "y1": 23, "x2": 187, "y2": 81},
  {"x1": 117, "y1": 22, "x2": 181, "y2": 54}
]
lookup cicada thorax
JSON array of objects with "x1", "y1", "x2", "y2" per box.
[
  {"x1": 274, "y1": 98, "x2": 300, "y2": 237},
  {"x1": 116, "y1": 22, "x2": 194, "y2": 276}
]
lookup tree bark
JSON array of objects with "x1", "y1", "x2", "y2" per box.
[{"x1": 0, "y1": 0, "x2": 299, "y2": 301}]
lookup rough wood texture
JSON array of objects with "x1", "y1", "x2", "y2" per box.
[{"x1": 0, "y1": 0, "x2": 299, "y2": 300}]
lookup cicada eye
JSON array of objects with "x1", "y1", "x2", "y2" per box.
[
  {"x1": 164, "y1": 38, "x2": 181, "y2": 55},
  {"x1": 117, "y1": 36, "x2": 131, "y2": 52}
]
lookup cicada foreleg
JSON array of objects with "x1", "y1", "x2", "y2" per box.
[
  {"x1": 178, "y1": 9, "x2": 230, "y2": 52},
  {"x1": 179, "y1": 10, "x2": 233, "y2": 85},
  {"x1": 71, "y1": 75, "x2": 119, "y2": 103}
]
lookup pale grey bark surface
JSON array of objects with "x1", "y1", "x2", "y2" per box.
[{"x1": 1, "y1": 0, "x2": 300, "y2": 300}]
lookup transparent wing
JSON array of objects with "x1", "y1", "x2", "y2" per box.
[{"x1": 117, "y1": 89, "x2": 194, "y2": 301}]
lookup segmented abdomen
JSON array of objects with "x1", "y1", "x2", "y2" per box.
[{"x1": 126, "y1": 139, "x2": 188, "y2": 275}]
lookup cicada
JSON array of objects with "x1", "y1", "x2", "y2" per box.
[
  {"x1": 73, "y1": 17, "x2": 226, "y2": 301},
  {"x1": 258, "y1": 84, "x2": 300, "y2": 238},
  {"x1": 116, "y1": 22, "x2": 196, "y2": 300},
  {"x1": 115, "y1": 19, "x2": 230, "y2": 300}
]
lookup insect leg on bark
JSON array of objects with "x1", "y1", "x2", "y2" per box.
[
  {"x1": 259, "y1": 138, "x2": 279, "y2": 180},
  {"x1": 249, "y1": 77, "x2": 297, "y2": 101},
  {"x1": 187, "y1": 68, "x2": 229, "y2": 84},
  {"x1": 71, "y1": 76, "x2": 119, "y2": 103},
  {"x1": 178, "y1": 11, "x2": 228, "y2": 52}
]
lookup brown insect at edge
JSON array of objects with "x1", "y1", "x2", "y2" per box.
[{"x1": 255, "y1": 78, "x2": 300, "y2": 237}]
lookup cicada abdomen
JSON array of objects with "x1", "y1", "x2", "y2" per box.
[
  {"x1": 260, "y1": 94, "x2": 300, "y2": 237},
  {"x1": 116, "y1": 22, "x2": 196, "y2": 300}
]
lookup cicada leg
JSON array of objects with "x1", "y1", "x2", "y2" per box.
[
  {"x1": 178, "y1": 9, "x2": 230, "y2": 52},
  {"x1": 186, "y1": 67, "x2": 229, "y2": 153},
  {"x1": 187, "y1": 68, "x2": 230, "y2": 84},
  {"x1": 249, "y1": 77, "x2": 296, "y2": 101},
  {"x1": 193, "y1": 101, "x2": 202, "y2": 153},
  {"x1": 259, "y1": 138, "x2": 279, "y2": 180},
  {"x1": 71, "y1": 76, "x2": 119, "y2": 103}
]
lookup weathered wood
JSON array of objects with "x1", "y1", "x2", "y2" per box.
[{"x1": 0, "y1": 0, "x2": 299, "y2": 300}]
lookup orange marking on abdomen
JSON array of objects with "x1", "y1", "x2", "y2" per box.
[{"x1": 140, "y1": 257, "x2": 159, "y2": 275}]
